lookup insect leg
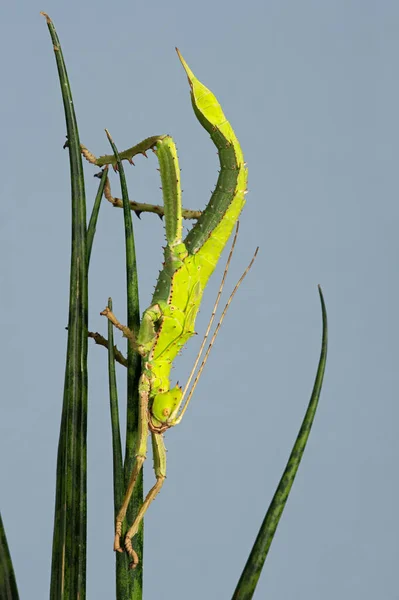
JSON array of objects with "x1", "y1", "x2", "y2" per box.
[
  {"x1": 124, "y1": 431, "x2": 167, "y2": 569},
  {"x1": 172, "y1": 244, "x2": 259, "y2": 426},
  {"x1": 179, "y1": 222, "x2": 240, "y2": 410},
  {"x1": 101, "y1": 306, "x2": 136, "y2": 348},
  {"x1": 114, "y1": 373, "x2": 150, "y2": 566}
]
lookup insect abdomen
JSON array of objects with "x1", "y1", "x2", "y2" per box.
[{"x1": 177, "y1": 51, "x2": 247, "y2": 258}]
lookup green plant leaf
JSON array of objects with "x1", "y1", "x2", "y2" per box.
[
  {"x1": 232, "y1": 286, "x2": 328, "y2": 600},
  {"x1": 106, "y1": 297, "x2": 124, "y2": 514},
  {"x1": 41, "y1": 13, "x2": 89, "y2": 600},
  {"x1": 87, "y1": 168, "x2": 108, "y2": 265},
  {"x1": 0, "y1": 513, "x2": 19, "y2": 600},
  {"x1": 105, "y1": 131, "x2": 142, "y2": 599},
  {"x1": 106, "y1": 295, "x2": 134, "y2": 598}
]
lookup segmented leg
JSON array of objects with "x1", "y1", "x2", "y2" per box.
[
  {"x1": 114, "y1": 373, "x2": 150, "y2": 564},
  {"x1": 124, "y1": 431, "x2": 167, "y2": 569}
]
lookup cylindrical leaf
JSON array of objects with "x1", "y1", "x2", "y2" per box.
[
  {"x1": 41, "y1": 14, "x2": 88, "y2": 600},
  {"x1": 232, "y1": 287, "x2": 328, "y2": 600}
]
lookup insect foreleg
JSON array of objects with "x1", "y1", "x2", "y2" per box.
[{"x1": 80, "y1": 135, "x2": 167, "y2": 168}]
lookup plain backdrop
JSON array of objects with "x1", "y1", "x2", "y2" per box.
[{"x1": 1, "y1": 2, "x2": 398, "y2": 599}]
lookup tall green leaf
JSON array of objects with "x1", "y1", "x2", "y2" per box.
[
  {"x1": 232, "y1": 286, "x2": 328, "y2": 600},
  {"x1": 87, "y1": 168, "x2": 108, "y2": 265},
  {"x1": 106, "y1": 132, "x2": 142, "y2": 599},
  {"x1": 41, "y1": 13, "x2": 88, "y2": 600}
]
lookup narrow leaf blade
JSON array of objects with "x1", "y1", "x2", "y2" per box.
[
  {"x1": 87, "y1": 167, "x2": 108, "y2": 265},
  {"x1": 106, "y1": 132, "x2": 142, "y2": 599},
  {"x1": 0, "y1": 513, "x2": 19, "y2": 600},
  {"x1": 232, "y1": 286, "x2": 328, "y2": 600},
  {"x1": 41, "y1": 13, "x2": 89, "y2": 600}
]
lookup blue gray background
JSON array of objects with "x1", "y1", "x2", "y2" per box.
[{"x1": 1, "y1": 2, "x2": 397, "y2": 598}]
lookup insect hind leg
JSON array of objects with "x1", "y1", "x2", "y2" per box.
[
  {"x1": 114, "y1": 374, "x2": 150, "y2": 564},
  {"x1": 124, "y1": 432, "x2": 167, "y2": 569}
]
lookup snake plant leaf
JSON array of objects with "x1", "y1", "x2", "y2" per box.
[
  {"x1": 41, "y1": 13, "x2": 89, "y2": 600},
  {"x1": 0, "y1": 513, "x2": 19, "y2": 600},
  {"x1": 87, "y1": 167, "x2": 108, "y2": 265},
  {"x1": 105, "y1": 131, "x2": 142, "y2": 599},
  {"x1": 232, "y1": 286, "x2": 328, "y2": 600}
]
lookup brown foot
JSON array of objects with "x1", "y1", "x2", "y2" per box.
[
  {"x1": 125, "y1": 535, "x2": 139, "y2": 569},
  {"x1": 129, "y1": 554, "x2": 139, "y2": 570},
  {"x1": 114, "y1": 522, "x2": 124, "y2": 553},
  {"x1": 114, "y1": 532, "x2": 124, "y2": 553}
]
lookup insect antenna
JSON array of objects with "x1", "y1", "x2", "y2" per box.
[
  {"x1": 174, "y1": 227, "x2": 259, "y2": 425},
  {"x1": 180, "y1": 222, "x2": 240, "y2": 404}
]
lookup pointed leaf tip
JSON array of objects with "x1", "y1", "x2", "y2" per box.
[
  {"x1": 40, "y1": 11, "x2": 51, "y2": 23},
  {"x1": 104, "y1": 128, "x2": 113, "y2": 143}
]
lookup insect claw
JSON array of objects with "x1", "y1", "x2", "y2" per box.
[
  {"x1": 142, "y1": 151, "x2": 148, "y2": 158},
  {"x1": 93, "y1": 170, "x2": 104, "y2": 179},
  {"x1": 63, "y1": 138, "x2": 69, "y2": 149},
  {"x1": 128, "y1": 158, "x2": 135, "y2": 165},
  {"x1": 134, "y1": 210, "x2": 142, "y2": 219},
  {"x1": 112, "y1": 164, "x2": 118, "y2": 173},
  {"x1": 158, "y1": 213, "x2": 164, "y2": 221}
]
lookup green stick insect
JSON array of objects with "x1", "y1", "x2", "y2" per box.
[{"x1": 102, "y1": 49, "x2": 257, "y2": 568}]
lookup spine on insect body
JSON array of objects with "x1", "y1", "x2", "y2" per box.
[
  {"x1": 136, "y1": 136, "x2": 192, "y2": 402},
  {"x1": 81, "y1": 135, "x2": 167, "y2": 167},
  {"x1": 156, "y1": 136, "x2": 183, "y2": 249},
  {"x1": 148, "y1": 136, "x2": 189, "y2": 307},
  {"x1": 138, "y1": 53, "x2": 248, "y2": 421}
]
